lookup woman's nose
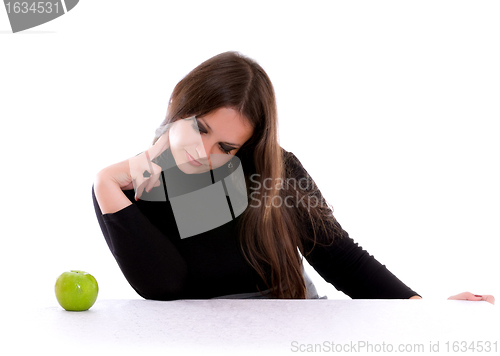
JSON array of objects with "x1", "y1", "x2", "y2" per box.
[
  {"x1": 196, "y1": 139, "x2": 212, "y2": 167},
  {"x1": 195, "y1": 143, "x2": 207, "y2": 159}
]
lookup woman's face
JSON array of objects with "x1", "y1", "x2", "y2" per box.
[{"x1": 169, "y1": 107, "x2": 254, "y2": 174}]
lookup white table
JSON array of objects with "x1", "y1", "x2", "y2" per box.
[{"x1": 5, "y1": 299, "x2": 498, "y2": 355}]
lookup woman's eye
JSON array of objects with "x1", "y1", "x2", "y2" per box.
[
  {"x1": 190, "y1": 118, "x2": 234, "y2": 154},
  {"x1": 191, "y1": 120, "x2": 207, "y2": 134},
  {"x1": 219, "y1": 144, "x2": 234, "y2": 154}
]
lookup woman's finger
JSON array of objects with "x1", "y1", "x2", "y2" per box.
[
  {"x1": 129, "y1": 152, "x2": 149, "y2": 200},
  {"x1": 128, "y1": 146, "x2": 167, "y2": 201},
  {"x1": 149, "y1": 132, "x2": 170, "y2": 160},
  {"x1": 145, "y1": 163, "x2": 162, "y2": 193},
  {"x1": 447, "y1": 292, "x2": 495, "y2": 304},
  {"x1": 447, "y1": 292, "x2": 476, "y2": 300},
  {"x1": 478, "y1": 295, "x2": 495, "y2": 305},
  {"x1": 133, "y1": 175, "x2": 147, "y2": 201},
  {"x1": 142, "y1": 150, "x2": 162, "y2": 193}
]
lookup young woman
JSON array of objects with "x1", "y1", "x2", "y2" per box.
[{"x1": 92, "y1": 51, "x2": 494, "y2": 304}]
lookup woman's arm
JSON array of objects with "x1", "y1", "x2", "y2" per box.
[
  {"x1": 92, "y1": 184, "x2": 188, "y2": 300},
  {"x1": 94, "y1": 159, "x2": 134, "y2": 214},
  {"x1": 92, "y1": 133, "x2": 189, "y2": 300},
  {"x1": 286, "y1": 151, "x2": 494, "y2": 303},
  {"x1": 94, "y1": 133, "x2": 170, "y2": 214},
  {"x1": 284, "y1": 150, "x2": 420, "y2": 299},
  {"x1": 304, "y1": 229, "x2": 421, "y2": 299}
]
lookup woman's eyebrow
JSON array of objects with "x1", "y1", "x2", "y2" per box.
[{"x1": 198, "y1": 118, "x2": 241, "y2": 147}]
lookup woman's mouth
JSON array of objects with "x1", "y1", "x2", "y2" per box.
[{"x1": 185, "y1": 150, "x2": 202, "y2": 166}]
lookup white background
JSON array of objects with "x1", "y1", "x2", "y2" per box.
[{"x1": 0, "y1": 1, "x2": 498, "y2": 308}]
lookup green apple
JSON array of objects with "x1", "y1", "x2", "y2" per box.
[{"x1": 55, "y1": 270, "x2": 99, "y2": 311}]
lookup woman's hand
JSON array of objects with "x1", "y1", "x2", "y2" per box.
[
  {"x1": 447, "y1": 292, "x2": 495, "y2": 305},
  {"x1": 94, "y1": 133, "x2": 170, "y2": 214},
  {"x1": 128, "y1": 133, "x2": 170, "y2": 201}
]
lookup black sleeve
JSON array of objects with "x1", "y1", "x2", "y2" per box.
[
  {"x1": 285, "y1": 152, "x2": 421, "y2": 299},
  {"x1": 304, "y1": 231, "x2": 421, "y2": 299},
  {"x1": 91, "y1": 185, "x2": 188, "y2": 300}
]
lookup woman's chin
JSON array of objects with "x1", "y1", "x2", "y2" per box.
[
  {"x1": 177, "y1": 162, "x2": 211, "y2": 174},
  {"x1": 171, "y1": 151, "x2": 207, "y2": 174}
]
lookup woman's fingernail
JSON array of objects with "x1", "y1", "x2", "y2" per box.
[{"x1": 474, "y1": 295, "x2": 482, "y2": 297}]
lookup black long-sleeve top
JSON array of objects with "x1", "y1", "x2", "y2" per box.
[{"x1": 92, "y1": 147, "x2": 420, "y2": 300}]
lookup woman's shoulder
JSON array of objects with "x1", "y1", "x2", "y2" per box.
[
  {"x1": 280, "y1": 146, "x2": 309, "y2": 179},
  {"x1": 280, "y1": 146, "x2": 292, "y2": 159}
]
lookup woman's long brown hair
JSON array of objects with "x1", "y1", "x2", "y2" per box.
[{"x1": 153, "y1": 51, "x2": 342, "y2": 298}]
